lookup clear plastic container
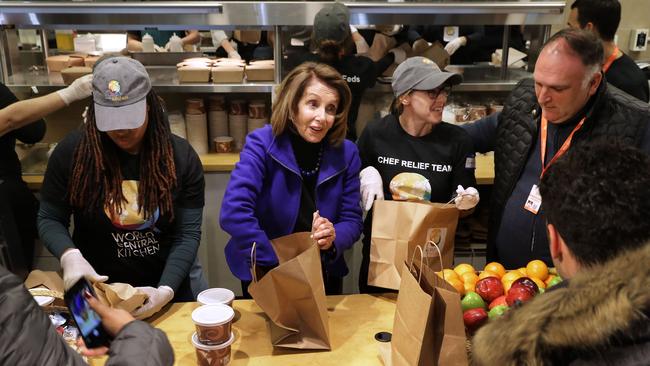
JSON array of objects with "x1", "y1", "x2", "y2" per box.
[
  {"x1": 141, "y1": 33, "x2": 155, "y2": 52},
  {"x1": 168, "y1": 32, "x2": 183, "y2": 52}
]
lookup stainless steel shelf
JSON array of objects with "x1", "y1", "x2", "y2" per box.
[
  {"x1": 371, "y1": 65, "x2": 531, "y2": 92},
  {"x1": 5, "y1": 66, "x2": 274, "y2": 94},
  {"x1": 0, "y1": 1, "x2": 566, "y2": 28}
]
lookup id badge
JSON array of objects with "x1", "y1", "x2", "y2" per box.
[
  {"x1": 443, "y1": 26, "x2": 459, "y2": 42},
  {"x1": 524, "y1": 184, "x2": 542, "y2": 215}
]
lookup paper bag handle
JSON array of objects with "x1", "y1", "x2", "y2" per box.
[
  {"x1": 408, "y1": 245, "x2": 425, "y2": 284},
  {"x1": 250, "y1": 242, "x2": 258, "y2": 283},
  {"x1": 425, "y1": 240, "x2": 445, "y2": 280}
]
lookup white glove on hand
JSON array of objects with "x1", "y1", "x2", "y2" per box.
[
  {"x1": 153, "y1": 44, "x2": 166, "y2": 52},
  {"x1": 56, "y1": 74, "x2": 93, "y2": 106},
  {"x1": 228, "y1": 50, "x2": 242, "y2": 60},
  {"x1": 444, "y1": 36, "x2": 467, "y2": 56},
  {"x1": 60, "y1": 248, "x2": 108, "y2": 290},
  {"x1": 211, "y1": 30, "x2": 229, "y2": 47},
  {"x1": 389, "y1": 47, "x2": 407, "y2": 64},
  {"x1": 132, "y1": 285, "x2": 174, "y2": 320},
  {"x1": 360, "y1": 166, "x2": 384, "y2": 212},
  {"x1": 454, "y1": 185, "x2": 480, "y2": 210}
]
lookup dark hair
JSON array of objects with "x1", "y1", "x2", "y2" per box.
[
  {"x1": 271, "y1": 62, "x2": 351, "y2": 146},
  {"x1": 539, "y1": 140, "x2": 650, "y2": 266},
  {"x1": 311, "y1": 37, "x2": 353, "y2": 63},
  {"x1": 571, "y1": 0, "x2": 621, "y2": 41},
  {"x1": 544, "y1": 28, "x2": 604, "y2": 70},
  {"x1": 68, "y1": 90, "x2": 177, "y2": 220}
]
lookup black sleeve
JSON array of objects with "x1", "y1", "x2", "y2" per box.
[
  {"x1": 461, "y1": 112, "x2": 499, "y2": 153},
  {"x1": 451, "y1": 130, "x2": 477, "y2": 195},
  {"x1": 356, "y1": 119, "x2": 376, "y2": 168},
  {"x1": 373, "y1": 53, "x2": 394, "y2": 78},
  {"x1": 175, "y1": 138, "x2": 205, "y2": 209},
  {"x1": 463, "y1": 25, "x2": 485, "y2": 45},
  {"x1": 0, "y1": 83, "x2": 46, "y2": 144}
]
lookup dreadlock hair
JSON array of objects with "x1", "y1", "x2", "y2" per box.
[{"x1": 68, "y1": 89, "x2": 177, "y2": 221}]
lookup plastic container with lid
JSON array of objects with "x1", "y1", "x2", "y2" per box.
[
  {"x1": 142, "y1": 33, "x2": 155, "y2": 52},
  {"x1": 74, "y1": 33, "x2": 96, "y2": 53},
  {"x1": 168, "y1": 33, "x2": 183, "y2": 52}
]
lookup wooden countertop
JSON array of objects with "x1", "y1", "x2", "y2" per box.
[
  {"x1": 23, "y1": 153, "x2": 495, "y2": 189},
  {"x1": 90, "y1": 293, "x2": 397, "y2": 366}
]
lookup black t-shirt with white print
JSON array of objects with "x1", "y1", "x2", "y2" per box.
[
  {"x1": 358, "y1": 113, "x2": 476, "y2": 203},
  {"x1": 41, "y1": 130, "x2": 204, "y2": 287}
]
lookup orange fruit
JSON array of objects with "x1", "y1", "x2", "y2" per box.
[
  {"x1": 454, "y1": 263, "x2": 476, "y2": 277},
  {"x1": 464, "y1": 281, "x2": 476, "y2": 294},
  {"x1": 479, "y1": 270, "x2": 499, "y2": 280},
  {"x1": 484, "y1": 262, "x2": 506, "y2": 278},
  {"x1": 502, "y1": 279, "x2": 515, "y2": 293},
  {"x1": 545, "y1": 274, "x2": 557, "y2": 286},
  {"x1": 501, "y1": 270, "x2": 523, "y2": 285},
  {"x1": 531, "y1": 277, "x2": 546, "y2": 290},
  {"x1": 447, "y1": 278, "x2": 465, "y2": 295},
  {"x1": 460, "y1": 271, "x2": 479, "y2": 285},
  {"x1": 518, "y1": 267, "x2": 528, "y2": 276},
  {"x1": 526, "y1": 260, "x2": 549, "y2": 281},
  {"x1": 441, "y1": 269, "x2": 461, "y2": 282}
]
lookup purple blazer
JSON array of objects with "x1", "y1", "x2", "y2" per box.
[{"x1": 220, "y1": 125, "x2": 363, "y2": 281}]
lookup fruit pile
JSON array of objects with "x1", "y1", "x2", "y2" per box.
[{"x1": 437, "y1": 260, "x2": 563, "y2": 334}]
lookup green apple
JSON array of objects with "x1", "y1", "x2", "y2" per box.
[
  {"x1": 488, "y1": 305, "x2": 508, "y2": 319},
  {"x1": 461, "y1": 291, "x2": 486, "y2": 311},
  {"x1": 547, "y1": 276, "x2": 563, "y2": 288}
]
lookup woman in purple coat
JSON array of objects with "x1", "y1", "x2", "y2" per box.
[{"x1": 220, "y1": 62, "x2": 363, "y2": 296}]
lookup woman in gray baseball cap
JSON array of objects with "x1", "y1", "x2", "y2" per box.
[
  {"x1": 356, "y1": 56, "x2": 479, "y2": 293},
  {"x1": 38, "y1": 56, "x2": 206, "y2": 319}
]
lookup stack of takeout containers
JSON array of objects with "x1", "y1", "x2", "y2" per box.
[{"x1": 191, "y1": 288, "x2": 236, "y2": 365}]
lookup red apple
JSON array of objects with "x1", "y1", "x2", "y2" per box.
[
  {"x1": 475, "y1": 276, "x2": 504, "y2": 303},
  {"x1": 463, "y1": 308, "x2": 489, "y2": 333},
  {"x1": 488, "y1": 295, "x2": 507, "y2": 310},
  {"x1": 506, "y1": 286, "x2": 535, "y2": 307},
  {"x1": 510, "y1": 277, "x2": 539, "y2": 295}
]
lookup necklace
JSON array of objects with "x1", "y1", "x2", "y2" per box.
[{"x1": 300, "y1": 146, "x2": 323, "y2": 177}]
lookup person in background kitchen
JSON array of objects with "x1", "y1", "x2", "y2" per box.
[
  {"x1": 220, "y1": 62, "x2": 363, "y2": 297},
  {"x1": 292, "y1": 2, "x2": 403, "y2": 141},
  {"x1": 210, "y1": 30, "x2": 242, "y2": 60},
  {"x1": 357, "y1": 56, "x2": 478, "y2": 293},
  {"x1": 0, "y1": 75, "x2": 92, "y2": 276},
  {"x1": 472, "y1": 141, "x2": 650, "y2": 365},
  {"x1": 127, "y1": 30, "x2": 201, "y2": 52},
  {"x1": 38, "y1": 57, "x2": 206, "y2": 319},
  {"x1": 567, "y1": 0, "x2": 649, "y2": 102},
  {"x1": 462, "y1": 28, "x2": 650, "y2": 270}
]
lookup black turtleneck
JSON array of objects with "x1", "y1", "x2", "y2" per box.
[
  {"x1": 289, "y1": 130, "x2": 323, "y2": 233},
  {"x1": 544, "y1": 95, "x2": 596, "y2": 163}
]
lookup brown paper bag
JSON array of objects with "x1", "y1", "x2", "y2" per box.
[
  {"x1": 369, "y1": 200, "x2": 458, "y2": 290},
  {"x1": 391, "y1": 245, "x2": 468, "y2": 366},
  {"x1": 93, "y1": 282, "x2": 147, "y2": 313},
  {"x1": 248, "y1": 232, "x2": 331, "y2": 350},
  {"x1": 412, "y1": 39, "x2": 450, "y2": 70},
  {"x1": 24, "y1": 270, "x2": 66, "y2": 307}
]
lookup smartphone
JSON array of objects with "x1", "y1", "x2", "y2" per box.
[{"x1": 64, "y1": 278, "x2": 111, "y2": 348}]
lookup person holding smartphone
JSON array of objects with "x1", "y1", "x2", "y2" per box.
[
  {"x1": 0, "y1": 264, "x2": 174, "y2": 365},
  {"x1": 38, "y1": 56, "x2": 206, "y2": 319}
]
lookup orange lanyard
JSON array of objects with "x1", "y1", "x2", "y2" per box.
[
  {"x1": 602, "y1": 46, "x2": 619, "y2": 73},
  {"x1": 540, "y1": 115, "x2": 585, "y2": 178}
]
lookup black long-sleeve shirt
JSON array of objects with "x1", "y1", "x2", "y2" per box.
[{"x1": 0, "y1": 83, "x2": 46, "y2": 179}]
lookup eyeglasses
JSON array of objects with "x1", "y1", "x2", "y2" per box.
[{"x1": 416, "y1": 85, "x2": 452, "y2": 100}]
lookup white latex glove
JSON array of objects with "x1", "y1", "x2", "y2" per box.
[
  {"x1": 389, "y1": 47, "x2": 407, "y2": 64},
  {"x1": 56, "y1": 74, "x2": 93, "y2": 106},
  {"x1": 444, "y1": 36, "x2": 467, "y2": 56},
  {"x1": 132, "y1": 285, "x2": 174, "y2": 320},
  {"x1": 60, "y1": 248, "x2": 108, "y2": 290},
  {"x1": 211, "y1": 30, "x2": 229, "y2": 47},
  {"x1": 454, "y1": 185, "x2": 480, "y2": 210},
  {"x1": 360, "y1": 166, "x2": 384, "y2": 212},
  {"x1": 154, "y1": 44, "x2": 166, "y2": 52},
  {"x1": 228, "y1": 50, "x2": 242, "y2": 60}
]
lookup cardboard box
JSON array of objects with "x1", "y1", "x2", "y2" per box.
[
  {"x1": 178, "y1": 66, "x2": 211, "y2": 83},
  {"x1": 84, "y1": 55, "x2": 101, "y2": 68},
  {"x1": 245, "y1": 63, "x2": 274, "y2": 81},
  {"x1": 211, "y1": 65, "x2": 245, "y2": 83},
  {"x1": 46, "y1": 55, "x2": 85, "y2": 72},
  {"x1": 61, "y1": 66, "x2": 92, "y2": 85}
]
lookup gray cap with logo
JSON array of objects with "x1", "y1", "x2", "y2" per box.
[
  {"x1": 92, "y1": 56, "x2": 151, "y2": 132},
  {"x1": 391, "y1": 56, "x2": 463, "y2": 97},
  {"x1": 313, "y1": 2, "x2": 350, "y2": 44}
]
